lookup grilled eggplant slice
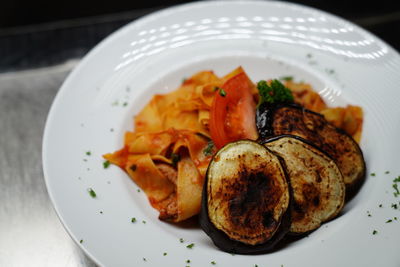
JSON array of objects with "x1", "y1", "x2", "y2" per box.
[
  {"x1": 263, "y1": 135, "x2": 345, "y2": 234},
  {"x1": 199, "y1": 140, "x2": 291, "y2": 254},
  {"x1": 257, "y1": 103, "x2": 366, "y2": 191}
]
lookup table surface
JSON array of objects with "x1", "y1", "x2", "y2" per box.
[
  {"x1": 1, "y1": 1, "x2": 399, "y2": 266},
  {"x1": 0, "y1": 61, "x2": 98, "y2": 267}
]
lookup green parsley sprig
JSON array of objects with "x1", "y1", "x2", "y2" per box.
[{"x1": 257, "y1": 79, "x2": 294, "y2": 106}]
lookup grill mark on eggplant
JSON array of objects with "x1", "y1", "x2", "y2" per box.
[
  {"x1": 257, "y1": 103, "x2": 366, "y2": 191},
  {"x1": 264, "y1": 135, "x2": 345, "y2": 234},
  {"x1": 227, "y1": 171, "x2": 280, "y2": 232},
  {"x1": 199, "y1": 140, "x2": 291, "y2": 254}
]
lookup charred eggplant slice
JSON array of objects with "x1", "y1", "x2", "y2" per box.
[
  {"x1": 199, "y1": 140, "x2": 291, "y2": 254},
  {"x1": 263, "y1": 135, "x2": 345, "y2": 234},
  {"x1": 257, "y1": 103, "x2": 366, "y2": 191}
]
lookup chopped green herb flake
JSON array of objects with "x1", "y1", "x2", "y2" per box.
[
  {"x1": 280, "y1": 76, "x2": 293, "y2": 81},
  {"x1": 143, "y1": 257, "x2": 147, "y2": 261},
  {"x1": 88, "y1": 188, "x2": 96, "y2": 198},
  {"x1": 393, "y1": 183, "x2": 400, "y2": 197},
  {"x1": 123, "y1": 102, "x2": 128, "y2": 107},
  {"x1": 186, "y1": 259, "x2": 191, "y2": 263},
  {"x1": 80, "y1": 239, "x2": 83, "y2": 243},
  {"x1": 179, "y1": 238, "x2": 184, "y2": 243},
  {"x1": 395, "y1": 217, "x2": 398, "y2": 220},
  {"x1": 186, "y1": 243, "x2": 194, "y2": 249},
  {"x1": 142, "y1": 220, "x2": 146, "y2": 224},
  {"x1": 219, "y1": 88, "x2": 227, "y2": 97},
  {"x1": 100, "y1": 211, "x2": 103, "y2": 214},
  {"x1": 370, "y1": 173, "x2": 376, "y2": 176},
  {"x1": 211, "y1": 261, "x2": 216, "y2": 265},
  {"x1": 379, "y1": 204, "x2": 383, "y2": 208},
  {"x1": 385, "y1": 171, "x2": 390, "y2": 174},
  {"x1": 163, "y1": 252, "x2": 167, "y2": 256},
  {"x1": 325, "y1": 68, "x2": 335, "y2": 74},
  {"x1": 203, "y1": 140, "x2": 214, "y2": 156},
  {"x1": 137, "y1": 188, "x2": 141, "y2": 192},
  {"x1": 171, "y1": 153, "x2": 181, "y2": 168},
  {"x1": 86, "y1": 151, "x2": 91, "y2": 156},
  {"x1": 393, "y1": 176, "x2": 400, "y2": 183},
  {"x1": 386, "y1": 219, "x2": 393, "y2": 223},
  {"x1": 131, "y1": 217, "x2": 136, "y2": 223},
  {"x1": 367, "y1": 211, "x2": 372, "y2": 217},
  {"x1": 103, "y1": 160, "x2": 111, "y2": 169},
  {"x1": 257, "y1": 79, "x2": 294, "y2": 106},
  {"x1": 392, "y1": 203, "x2": 398, "y2": 209},
  {"x1": 372, "y1": 230, "x2": 378, "y2": 235}
]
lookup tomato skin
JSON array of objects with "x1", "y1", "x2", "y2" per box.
[{"x1": 209, "y1": 71, "x2": 258, "y2": 149}]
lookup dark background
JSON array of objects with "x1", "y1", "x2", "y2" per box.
[{"x1": 1, "y1": 0, "x2": 399, "y2": 72}]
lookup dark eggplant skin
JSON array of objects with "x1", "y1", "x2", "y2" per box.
[
  {"x1": 199, "y1": 140, "x2": 292, "y2": 254},
  {"x1": 256, "y1": 102, "x2": 276, "y2": 139},
  {"x1": 256, "y1": 103, "x2": 366, "y2": 192}
]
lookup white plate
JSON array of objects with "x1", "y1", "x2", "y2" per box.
[{"x1": 43, "y1": 1, "x2": 400, "y2": 266}]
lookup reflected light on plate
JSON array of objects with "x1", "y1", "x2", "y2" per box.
[
  {"x1": 193, "y1": 30, "x2": 222, "y2": 36},
  {"x1": 252, "y1": 16, "x2": 264, "y2": 22},
  {"x1": 238, "y1": 21, "x2": 255, "y2": 27},
  {"x1": 217, "y1": 17, "x2": 230, "y2": 22},
  {"x1": 235, "y1": 16, "x2": 247, "y2": 22},
  {"x1": 261, "y1": 22, "x2": 275, "y2": 28},
  {"x1": 279, "y1": 24, "x2": 293, "y2": 30},
  {"x1": 229, "y1": 28, "x2": 254, "y2": 34},
  {"x1": 184, "y1": 21, "x2": 195, "y2": 27},
  {"x1": 215, "y1": 23, "x2": 230, "y2": 28},
  {"x1": 319, "y1": 86, "x2": 342, "y2": 103},
  {"x1": 115, "y1": 14, "x2": 389, "y2": 71},
  {"x1": 201, "y1": 18, "x2": 212, "y2": 24},
  {"x1": 283, "y1": 17, "x2": 293, "y2": 22},
  {"x1": 260, "y1": 29, "x2": 287, "y2": 36}
]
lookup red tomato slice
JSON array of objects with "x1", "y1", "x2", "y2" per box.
[{"x1": 209, "y1": 71, "x2": 258, "y2": 149}]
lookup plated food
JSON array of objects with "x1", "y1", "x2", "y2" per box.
[
  {"x1": 104, "y1": 67, "x2": 365, "y2": 253},
  {"x1": 42, "y1": 1, "x2": 400, "y2": 266}
]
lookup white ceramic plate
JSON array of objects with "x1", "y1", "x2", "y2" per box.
[{"x1": 43, "y1": 1, "x2": 400, "y2": 266}]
